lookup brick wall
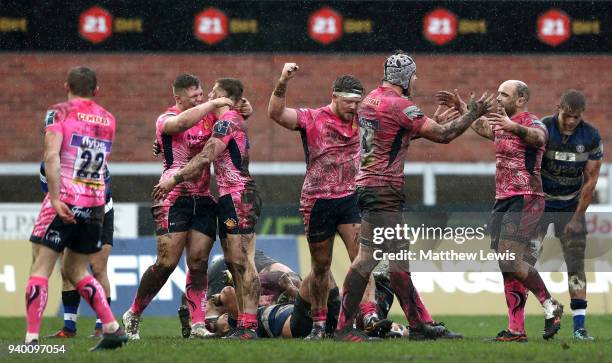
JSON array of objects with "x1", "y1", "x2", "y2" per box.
[{"x1": 0, "y1": 53, "x2": 609, "y2": 162}]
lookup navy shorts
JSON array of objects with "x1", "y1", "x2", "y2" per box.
[
  {"x1": 303, "y1": 193, "x2": 360, "y2": 243},
  {"x1": 152, "y1": 195, "x2": 217, "y2": 238},
  {"x1": 490, "y1": 195, "x2": 544, "y2": 249},
  {"x1": 30, "y1": 203, "x2": 105, "y2": 255}
]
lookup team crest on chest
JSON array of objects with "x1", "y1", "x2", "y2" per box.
[
  {"x1": 225, "y1": 218, "x2": 237, "y2": 229},
  {"x1": 576, "y1": 144, "x2": 585, "y2": 153}
]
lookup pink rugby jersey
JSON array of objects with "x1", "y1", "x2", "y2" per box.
[
  {"x1": 211, "y1": 110, "x2": 256, "y2": 196},
  {"x1": 295, "y1": 106, "x2": 359, "y2": 210},
  {"x1": 155, "y1": 107, "x2": 214, "y2": 204},
  {"x1": 355, "y1": 87, "x2": 426, "y2": 188},
  {"x1": 43, "y1": 98, "x2": 116, "y2": 207},
  {"x1": 494, "y1": 111, "x2": 547, "y2": 200}
]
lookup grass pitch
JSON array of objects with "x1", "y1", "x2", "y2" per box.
[{"x1": 1, "y1": 314, "x2": 611, "y2": 362}]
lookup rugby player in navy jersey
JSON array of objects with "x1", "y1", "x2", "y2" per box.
[{"x1": 509, "y1": 90, "x2": 602, "y2": 340}]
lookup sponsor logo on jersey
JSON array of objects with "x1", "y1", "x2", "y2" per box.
[
  {"x1": 224, "y1": 218, "x2": 237, "y2": 229},
  {"x1": 44, "y1": 110, "x2": 57, "y2": 127},
  {"x1": 71, "y1": 207, "x2": 93, "y2": 219},
  {"x1": 213, "y1": 120, "x2": 231, "y2": 136},
  {"x1": 402, "y1": 105, "x2": 424, "y2": 119},
  {"x1": 576, "y1": 144, "x2": 585, "y2": 153},
  {"x1": 362, "y1": 96, "x2": 380, "y2": 107},
  {"x1": 70, "y1": 134, "x2": 112, "y2": 152},
  {"x1": 358, "y1": 117, "x2": 380, "y2": 130},
  {"x1": 77, "y1": 113, "x2": 110, "y2": 126}
]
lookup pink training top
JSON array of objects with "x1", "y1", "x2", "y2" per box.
[
  {"x1": 155, "y1": 106, "x2": 215, "y2": 205},
  {"x1": 355, "y1": 86, "x2": 426, "y2": 188},
  {"x1": 494, "y1": 111, "x2": 547, "y2": 200},
  {"x1": 295, "y1": 106, "x2": 359, "y2": 208},
  {"x1": 212, "y1": 109, "x2": 256, "y2": 196},
  {"x1": 44, "y1": 98, "x2": 115, "y2": 207}
]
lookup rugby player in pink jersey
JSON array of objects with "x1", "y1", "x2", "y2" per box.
[
  {"x1": 153, "y1": 78, "x2": 262, "y2": 340},
  {"x1": 266, "y1": 63, "x2": 391, "y2": 339},
  {"x1": 26, "y1": 66, "x2": 126, "y2": 350},
  {"x1": 334, "y1": 51, "x2": 495, "y2": 341},
  {"x1": 122, "y1": 74, "x2": 233, "y2": 340},
  {"x1": 456, "y1": 80, "x2": 563, "y2": 341}
]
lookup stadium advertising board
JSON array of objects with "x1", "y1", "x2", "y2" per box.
[
  {"x1": 0, "y1": 203, "x2": 138, "y2": 240},
  {"x1": 0, "y1": 1, "x2": 608, "y2": 53},
  {"x1": 2, "y1": 233, "x2": 611, "y2": 317},
  {"x1": 0, "y1": 236, "x2": 300, "y2": 317}
]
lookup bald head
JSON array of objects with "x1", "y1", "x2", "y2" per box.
[
  {"x1": 497, "y1": 80, "x2": 530, "y2": 116},
  {"x1": 500, "y1": 80, "x2": 529, "y2": 101}
]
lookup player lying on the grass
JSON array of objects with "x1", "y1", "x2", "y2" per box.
[
  {"x1": 26, "y1": 66, "x2": 126, "y2": 350},
  {"x1": 154, "y1": 78, "x2": 263, "y2": 339},
  {"x1": 205, "y1": 265, "x2": 409, "y2": 339},
  {"x1": 268, "y1": 63, "x2": 391, "y2": 339},
  {"x1": 446, "y1": 80, "x2": 564, "y2": 342},
  {"x1": 509, "y1": 90, "x2": 602, "y2": 341},
  {"x1": 38, "y1": 164, "x2": 114, "y2": 339},
  {"x1": 123, "y1": 74, "x2": 235, "y2": 340},
  {"x1": 205, "y1": 276, "x2": 344, "y2": 339},
  {"x1": 334, "y1": 51, "x2": 495, "y2": 342},
  {"x1": 177, "y1": 251, "x2": 302, "y2": 338}
]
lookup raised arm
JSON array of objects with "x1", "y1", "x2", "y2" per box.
[
  {"x1": 418, "y1": 92, "x2": 495, "y2": 144},
  {"x1": 267, "y1": 63, "x2": 300, "y2": 130},
  {"x1": 162, "y1": 97, "x2": 233, "y2": 135},
  {"x1": 411, "y1": 106, "x2": 460, "y2": 141},
  {"x1": 436, "y1": 89, "x2": 468, "y2": 115},
  {"x1": 471, "y1": 117, "x2": 495, "y2": 140}
]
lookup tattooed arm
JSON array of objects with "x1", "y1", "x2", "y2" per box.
[
  {"x1": 487, "y1": 109, "x2": 546, "y2": 147},
  {"x1": 151, "y1": 138, "x2": 226, "y2": 200},
  {"x1": 162, "y1": 97, "x2": 233, "y2": 135},
  {"x1": 267, "y1": 63, "x2": 300, "y2": 130},
  {"x1": 182, "y1": 138, "x2": 226, "y2": 180},
  {"x1": 471, "y1": 117, "x2": 494, "y2": 140},
  {"x1": 418, "y1": 92, "x2": 495, "y2": 144}
]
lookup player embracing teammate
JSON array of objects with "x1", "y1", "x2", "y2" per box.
[
  {"x1": 123, "y1": 74, "x2": 234, "y2": 340},
  {"x1": 155, "y1": 78, "x2": 262, "y2": 339}
]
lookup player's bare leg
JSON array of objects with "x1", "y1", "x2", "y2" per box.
[
  {"x1": 221, "y1": 233, "x2": 260, "y2": 339},
  {"x1": 62, "y1": 248, "x2": 126, "y2": 351},
  {"x1": 185, "y1": 230, "x2": 215, "y2": 338},
  {"x1": 91, "y1": 245, "x2": 112, "y2": 301},
  {"x1": 123, "y1": 232, "x2": 188, "y2": 340}
]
